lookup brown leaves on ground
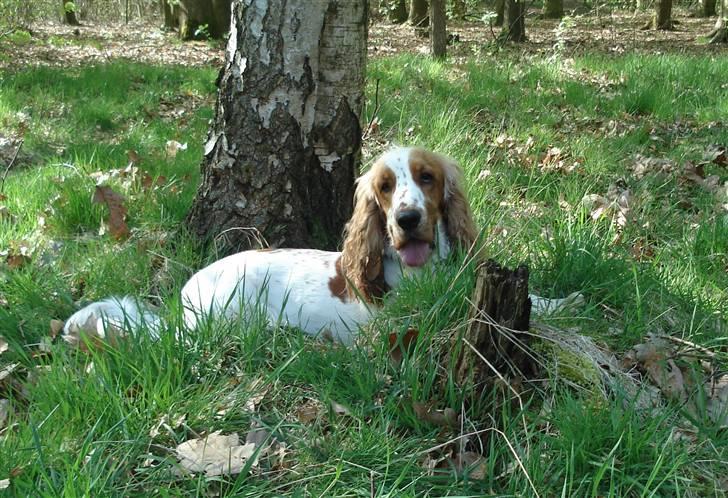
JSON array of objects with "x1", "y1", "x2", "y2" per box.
[
  {"x1": 175, "y1": 431, "x2": 257, "y2": 477},
  {"x1": 581, "y1": 182, "x2": 632, "y2": 232},
  {"x1": 92, "y1": 185, "x2": 129, "y2": 240},
  {"x1": 388, "y1": 328, "x2": 419, "y2": 366},
  {"x1": 175, "y1": 423, "x2": 286, "y2": 477},
  {"x1": 624, "y1": 334, "x2": 728, "y2": 427},
  {"x1": 413, "y1": 400, "x2": 459, "y2": 429}
]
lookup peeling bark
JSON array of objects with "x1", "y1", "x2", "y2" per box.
[{"x1": 186, "y1": 0, "x2": 367, "y2": 254}]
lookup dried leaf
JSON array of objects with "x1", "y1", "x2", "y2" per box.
[
  {"x1": 451, "y1": 451, "x2": 487, "y2": 479},
  {"x1": 704, "y1": 144, "x2": 727, "y2": 166},
  {"x1": 175, "y1": 431, "x2": 256, "y2": 476},
  {"x1": 243, "y1": 377, "x2": 268, "y2": 413},
  {"x1": 0, "y1": 399, "x2": 10, "y2": 429},
  {"x1": 0, "y1": 363, "x2": 18, "y2": 383},
  {"x1": 49, "y1": 319, "x2": 64, "y2": 339},
  {"x1": 295, "y1": 398, "x2": 322, "y2": 424},
  {"x1": 165, "y1": 140, "x2": 188, "y2": 158},
  {"x1": 92, "y1": 185, "x2": 129, "y2": 240},
  {"x1": 413, "y1": 401, "x2": 458, "y2": 428},
  {"x1": 330, "y1": 400, "x2": 352, "y2": 417},
  {"x1": 0, "y1": 336, "x2": 7, "y2": 355},
  {"x1": 0, "y1": 479, "x2": 8, "y2": 490},
  {"x1": 388, "y1": 327, "x2": 419, "y2": 366}
]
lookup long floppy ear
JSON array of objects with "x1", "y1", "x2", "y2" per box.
[
  {"x1": 340, "y1": 171, "x2": 386, "y2": 302},
  {"x1": 441, "y1": 156, "x2": 478, "y2": 252}
]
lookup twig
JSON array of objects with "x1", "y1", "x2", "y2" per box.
[
  {"x1": 0, "y1": 139, "x2": 23, "y2": 194},
  {"x1": 364, "y1": 78, "x2": 381, "y2": 138},
  {"x1": 656, "y1": 334, "x2": 717, "y2": 359}
]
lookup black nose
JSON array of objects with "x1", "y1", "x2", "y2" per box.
[{"x1": 396, "y1": 210, "x2": 421, "y2": 231}]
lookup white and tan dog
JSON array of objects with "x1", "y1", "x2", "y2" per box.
[{"x1": 63, "y1": 147, "x2": 580, "y2": 345}]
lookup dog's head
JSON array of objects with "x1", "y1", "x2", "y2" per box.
[{"x1": 341, "y1": 146, "x2": 477, "y2": 301}]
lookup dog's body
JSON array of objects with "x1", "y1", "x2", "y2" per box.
[{"x1": 63, "y1": 146, "x2": 580, "y2": 345}]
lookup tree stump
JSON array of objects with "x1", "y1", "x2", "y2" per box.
[{"x1": 451, "y1": 260, "x2": 535, "y2": 393}]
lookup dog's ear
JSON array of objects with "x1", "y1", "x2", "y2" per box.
[
  {"x1": 440, "y1": 155, "x2": 478, "y2": 252},
  {"x1": 340, "y1": 171, "x2": 386, "y2": 302}
]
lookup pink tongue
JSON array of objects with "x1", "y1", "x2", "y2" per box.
[{"x1": 398, "y1": 240, "x2": 432, "y2": 267}]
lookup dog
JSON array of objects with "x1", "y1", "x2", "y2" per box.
[{"x1": 63, "y1": 146, "x2": 581, "y2": 345}]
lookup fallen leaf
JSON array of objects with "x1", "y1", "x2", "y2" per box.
[
  {"x1": 704, "y1": 144, "x2": 726, "y2": 166},
  {"x1": 413, "y1": 400, "x2": 458, "y2": 428},
  {"x1": 330, "y1": 400, "x2": 352, "y2": 417},
  {"x1": 49, "y1": 320, "x2": 64, "y2": 339},
  {"x1": 92, "y1": 185, "x2": 129, "y2": 240},
  {"x1": 165, "y1": 140, "x2": 188, "y2": 158},
  {"x1": 0, "y1": 336, "x2": 7, "y2": 355},
  {"x1": 243, "y1": 377, "x2": 268, "y2": 413},
  {"x1": 0, "y1": 479, "x2": 8, "y2": 490},
  {"x1": 295, "y1": 398, "x2": 322, "y2": 424},
  {"x1": 175, "y1": 431, "x2": 256, "y2": 476},
  {"x1": 388, "y1": 327, "x2": 419, "y2": 366},
  {"x1": 0, "y1": 363, "x2": 18, "y2": 383},
  {"x1": 127, "y1": 149, "x2": 141, "y2": 165},
  {"x1": 0, "y1": 399, "x2": 10, "y2": 429},
  {"x1": 450, "y1": 451, "x2": 487, "y2": 479}
]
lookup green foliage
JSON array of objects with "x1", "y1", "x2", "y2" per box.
[{"x1": 64, "y1": 1, "x2": 76, "y2": 13}]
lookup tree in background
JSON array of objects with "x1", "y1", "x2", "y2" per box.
[
  {"x1": 542, "y1": 0, "x2": 564, "y2": 18},
  {"x1": 62, "y1": 0, "x2": 80, "y2": 25},
  {"x1": 654, "y1": 0, "x2": 674, "y2": 29},
  {"x1": 502, "y1": 0, "x2": 526, "y2": 41},
  {"x1": 707, "y1": 0, "x2": 727, "y2": 42},
  {"x1": 410, "y1": 0, "x2": 429, "y2": 33},
  {"x1": 186, "y1": 0, "x2": 367, "y2": 254},
  {"x1": 430, "y1": 0, "x2": 446, "y2": 57},
  {"x1": 702, "y1": 0, "x2": 717, "y2": 16},
  {"x1": 386, "y1": 0, "x2": 408, "y2": 23},
  {"x1": 161, "y1": 0, "x2": 231, "y2": 39},
  {"x1": 495, "y1": 0, "x2": 505, "y2": 26}
]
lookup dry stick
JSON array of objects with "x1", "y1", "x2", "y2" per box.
[
  {"x1": 0, "y1": 139, "x2": 23, "y2": 194},
  {"x1": 416, "y1": 427, "x2": 540, "y2": 498},
  {"x1": 364, "y1": 78, "x2": 381, "y2": 138},
  {"x1": 656, "y1": 334, "x2": 717, "y2": 359}
]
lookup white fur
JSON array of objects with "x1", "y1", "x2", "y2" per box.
[{"x1": 62, "y1": 147, "x2": 582, "y2": 346}]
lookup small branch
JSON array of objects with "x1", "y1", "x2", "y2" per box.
[
  {"x1": 0, "y1": 139, "x2": 23, "y2": 194},
  {"x1": 364, "y1": 78, "x2": 381, "y2": 139}
]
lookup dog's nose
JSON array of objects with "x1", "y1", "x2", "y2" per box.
[{"x1": 396, "y1": 210, "x2": 422, "y2": 231}]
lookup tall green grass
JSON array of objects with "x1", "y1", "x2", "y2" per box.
[{"x1": 0, "y1": 51, "x2": 726, "y2": 496}]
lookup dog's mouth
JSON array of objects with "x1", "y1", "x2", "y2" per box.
[{"x1": 397, "y1": 239, "x2": 433, "y2": 267}]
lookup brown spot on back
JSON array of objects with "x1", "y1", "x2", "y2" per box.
[{"x1": 328, "y1": 256, "x2": 348, "y2": 303}]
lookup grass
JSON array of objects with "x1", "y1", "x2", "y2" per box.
[{"x1": 0, "y1": 43, "x2": 727, "y2": 496}]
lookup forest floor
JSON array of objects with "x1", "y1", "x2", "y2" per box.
[{"x1": 0, "y1": 10, "x2": 727, "y2": 497}]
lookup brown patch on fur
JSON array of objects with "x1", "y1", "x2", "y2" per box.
[
  {"x1": 328, "y1": 257, "x2": 348, "y2": 303},
  {"x1": 408, "y1": 149, "x2": 447, "y2": 242},
  {"x1": 340, "y1": 171, "x2": 388, "y2": 303},
  {"x1": 411, "y1": 148, "x2": 478, "y2": 252}
]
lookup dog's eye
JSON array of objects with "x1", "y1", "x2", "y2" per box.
[
  {"x1": 380, "y1": 182, "x2": 391, "y2": 193},
  {"x1": 420, "y1": 172, "x2": 434, "y2": 184}
]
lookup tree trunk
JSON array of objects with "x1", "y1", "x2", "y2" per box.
[
  {"x1": 654, "y1": 0, "x2": 673, "y2": 29},
  {"x1": 174, "y1": 0, "x2": 231, "y2": 39},
  {"x1": 210, "y1": 0, "x2": 232, "y2": 38},
  {"x1": 186, "y1": 0, "x2": 367, "y2": 254},
  {"x1": 430, "y1": 0, "x2": 447, "y2": 58},
  {"x1": 161, "y1": 0, "x2": 178, "y2": 29},
  {"x1": 495, "y1": 0, "x2": 505, "y2": 27},
  {"x1": 451, "y1": 260, "x2": 535, "y2": 391},
  {"x1": 410, "y1": 0, "x2": 429, "y2": 29},
  {"x1": 707, "y1": 0, "x2": 727, "y2": 42},
  {"x1": 62, "y1": 0, "x2": 80, "y2": 25},
  {"x1": 703, "y1": 0, "x2": 717, "y2": 16},
  {"x1": 387, "y1": 0, "x2": 409, "y2": 23},
  {"x1": 502, "y1": 0, "x2": 526, "y2": 41},
  {"x1": 542, "y1": 0, "x2": 564, "y2": 18}
]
